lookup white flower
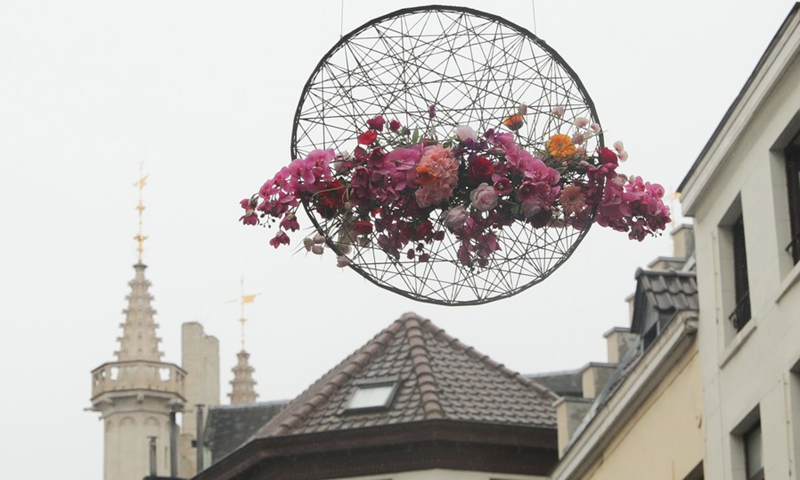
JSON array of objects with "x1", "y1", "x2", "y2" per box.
[
  {"x1": 612, "y1": 140, "x2": 625, "y2": 153},
  {"x1": 455, "y1": 125, "x2": 478, "y2": 142},
  {"x1": 618, "y1": 151, "x2": 629, "y2": 162},
  {"x1": 590, "y1": 122, "x2": 601, "y2": 133}
]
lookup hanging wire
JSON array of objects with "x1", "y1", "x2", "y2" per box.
[
  {"x1": 531, "y1": 0, "x2": 538, "y2": 35},
  {"x1": 340, "y1": 0, "x2": 345, "y2": 38}
]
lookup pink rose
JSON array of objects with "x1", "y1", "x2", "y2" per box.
[
  {"x1": 470, "y1": 183, "x2": 499, "y2": 212},
  {"x1": 444, "y1": 206, "x2": 469, "y2": 231}
]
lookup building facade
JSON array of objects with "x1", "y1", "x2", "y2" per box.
[{"x1": 679, "y1": 5, "x2": 800, "y2": 479}]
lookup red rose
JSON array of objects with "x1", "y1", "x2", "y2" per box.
[
  {"x1": 389, "y1": 119, "x2": 401, "y2": 132},
  {"x1": 357, "y1": 130, "x2": 378, "y2": 145},
  {"x1": 353, "y1": 220, "x2": 373, "y2": 236},
  {"x1": 468, "y1": 156, "x2": 494, "y2": 183},
  {"x1": 366, "y1": 116, "x2": 385, "y2": 132},
  {"x1": 416, "y1": 220, "x2": 433, "y2": 240},
  {"x1": 598, "y1": 147, "x2": 618, "y2": 166},
  {"x1": 315, "y1": 180, "x2": 346, "y2": 219}
]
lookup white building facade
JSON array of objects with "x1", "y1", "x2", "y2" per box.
[{"x1": 679, "y1": 4, "x2": 800, "y2": 479}]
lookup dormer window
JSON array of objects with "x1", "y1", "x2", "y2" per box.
[{"x1": 344, "y1": 377, "x2": 400, "y2": 413}]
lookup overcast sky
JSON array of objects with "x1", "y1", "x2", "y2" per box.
[{"x1": 0, "y1": 0, "x2": 794, "y2": 477}]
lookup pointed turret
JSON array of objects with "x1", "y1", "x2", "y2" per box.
[
  {"x1": 228, "y1": 350, "x2": 258, "y2": 404},
  {"x1": 115, "y1": 262, "x2": 163, "y2": 361},
  {"x1": 90, "y1": 167, "x2": 186, "y2": 480}
]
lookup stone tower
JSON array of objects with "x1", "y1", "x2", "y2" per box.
[
  {"x1": 228, "y1": 350, "x2": 258, "y2": 404},
  {"x1": 90, "y1": 262, "x2": 186, "y2": 480},
  {"x1": 90, "y1": 171, "x2": 185, "y2": 480}
]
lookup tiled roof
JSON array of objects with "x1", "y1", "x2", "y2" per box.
[
  {"x1": 636, "y1": 269, "x2": 699, "y2": 312},
  {"x1": 253, "y1": 312, "x2": 558, "y2": 439},
  {"x1": 204, "y1": 401, "x2": 287, "y2": 463}
]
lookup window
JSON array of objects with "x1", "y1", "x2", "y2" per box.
[
  {"x1": 785, "y1": 132, "x2": 800, "y2": 263},
  {"x1": 344, "y1": 377, "x2": 400, "y2": 413},
  {"x1": 744, "y1": 422, "x2": 764, "y2": 480},
  {"x1": 729, "y1": 215, "x2": 751, "y2": 331}
]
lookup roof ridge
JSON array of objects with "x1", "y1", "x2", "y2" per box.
[
  {"x1": 255, "y1": 320, "x2": 404, "y2": 437},
  {"x1": 404, "y1": 316, "x2": 445, "y2": 419},
  {"x1": 417, "y1": 317, "x2": 560, "y2": 403}
]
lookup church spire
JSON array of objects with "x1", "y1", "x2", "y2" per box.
[
  {"x1": 115, "y1": 165, "x2": 162, "y2": 361},
  {"x1": 229, "y1": 350, "x2": 258, "y2": 404},
  {"x1": 228, "y1": 279, "x2": 259, "y2": 404}
]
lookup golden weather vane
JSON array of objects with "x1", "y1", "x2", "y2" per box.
[
  {"x1": 133, "y1": 162, "x2": 149, "y2": 264},
  {"x1": 227, "y1": 278, "x2": 260, "y2": 351}
]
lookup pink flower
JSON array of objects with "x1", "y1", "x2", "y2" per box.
[
  {"x1": 269, "y1": 231, "x2": 290, "y2": 248},
  {"x1": 552, "y1": 106, "x2": 565, "y2": 118},
  {"x1": 470, "y1": 183, "x2": 499, "y2": 212},
  {"x1": 455, "y1": 125, "x2": 478, "y2": 141},
  {"x1": 559, "y1": 185, "x2": 587, "y2": 215},
  {"x1": 613, "y1": 140, "x2": 625, "y2": 153},
  {"x1": 414, "y1": 144, "x2": 458, "y2": 207},
  {"x1": 575, "y1": 117, "x2": 590, "y2": 129},
  {"x1": 279, "y1": 212, "x2": 300, "y2": 231},
  {"x1": 240, "y1": 213, "x2": 258, "y2": 226},
  {"x1": 444, "y1": 206, "x2": 469, "y2": 231},
  {"x1": 520, "y1": 198, "x2": 543, "y2": 218},
  {"x1": 493, "y1": 177, "x2": 513, "y2": 195},
  {"x1": 590, "y1": 122, "x2": 601, "y2": 133}
]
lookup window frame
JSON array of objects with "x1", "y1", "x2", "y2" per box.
[
  {"x1": 785, "y1": 139, "x2": 800, "y2": 263},
  {"x1": 729, "y1": 214, "x2": 751, "y2": 331},
  {"x1": 744, "y1": 421, "x2": 764, "y2": 480}
]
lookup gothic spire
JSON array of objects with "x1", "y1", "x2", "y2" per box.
[{"x1": 114, "y1": 164, "x2": 162, "y2": 361}]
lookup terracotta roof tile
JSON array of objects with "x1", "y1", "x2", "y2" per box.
[{"x1": 252, "y1": 313, "x2": 557, "y2": 440}]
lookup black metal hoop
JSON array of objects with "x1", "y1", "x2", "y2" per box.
[{"x1": 291, "y1": 5, "x2": 603, "y2": 305}]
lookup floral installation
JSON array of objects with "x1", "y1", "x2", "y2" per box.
[{"x1": 240, "y1": 106, "x2": 671, "y2": 268}]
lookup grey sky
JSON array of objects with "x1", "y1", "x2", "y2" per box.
[{"x1": 0, "y1": 0, "x2": 793, "y2": 477}]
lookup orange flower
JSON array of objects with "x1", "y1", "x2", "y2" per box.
[
  {"x1": 416, "y1": 165, "x2": 436, "y2": 186},
  {"x1": 503, "y1": 114, "x2": 524, "y2": 131},
  {"x1": 547, "y1": 134, "x2": 577, "y2": 158}
]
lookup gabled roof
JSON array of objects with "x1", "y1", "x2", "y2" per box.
[
  {"x1": 205, "y1": 401, "x2": 288, "y2": 464},
  {"x1": 631, "y1": 269, "x2": 698, "y2": 334},
  {"x1": 254, "y1": 312, "x2": 558, "y2": 439}
]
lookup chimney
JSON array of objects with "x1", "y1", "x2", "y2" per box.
[
  {"x1": 671, "y1": 224, "x2": 694, "y2": 259},
  {"x1": 604, "y1": 327, "x2": 639, "y2": 364},
  {"x1": 554, "y1": 396, "x2": 593, "y2": 457},
  {"x1": 581, "y1": 362, "x2": 617, "y2": 399}
]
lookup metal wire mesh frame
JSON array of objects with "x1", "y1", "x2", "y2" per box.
[{"x1": 290, "y1": 5, "x2": 603, "y2": 306}]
